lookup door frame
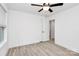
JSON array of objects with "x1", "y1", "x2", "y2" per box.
[{"x1": 49, "y1": 19, "x2": 55, "y2": 41}]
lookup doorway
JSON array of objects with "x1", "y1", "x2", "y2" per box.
[{"x1": 49, "y1": 19, "x2": 55, "y2": 42}]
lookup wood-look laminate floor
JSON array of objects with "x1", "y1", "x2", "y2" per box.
[{"x1": 7, "y1": 40, "x2": 79, "y2": 56}]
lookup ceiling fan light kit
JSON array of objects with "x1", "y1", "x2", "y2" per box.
[{"x1": 43, "y1": 6, "x2": 49, "y2": 11}]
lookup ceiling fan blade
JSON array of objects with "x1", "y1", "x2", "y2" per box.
[
  {"x1": 38, "y1": 8, "x2": 43, "y2": 12},
  {"x1": 49, "y1": 8, "x2": 53, "y2": 12},
  {"x1": 31, "y1": 4, "x2": 42, "y2": 7},
  {"x1": 50, "y1": 3, "x2": 63, "y2": 7}
]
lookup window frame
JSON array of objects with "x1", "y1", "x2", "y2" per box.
[{"x1": 0, "y1": 3, "x2": 7, "y2": 48}]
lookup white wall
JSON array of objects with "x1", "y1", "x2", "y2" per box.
[
  {"x1": 42, "y1": 17, "x2": 49, "y2": 41},
  {"x1": 51, "y1": 5, "x2": 79, "y2": 52},
  {"x1": 8, "y1": 10, "x2": 49, "y2": 48},
  {"x1": 0, "y1": 4, "x2": 8, "y2": 56}
]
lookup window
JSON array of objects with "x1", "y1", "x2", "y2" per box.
[
  {"x1": 0, "y1": 4, "x2": 7, "y2": 44},
  {"x1": 0, "y1": 27, "x2": 4, "y2": 43}
]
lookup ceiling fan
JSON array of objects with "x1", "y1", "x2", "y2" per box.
[{"x1": 31, "y1": 3, "x2": 63, "y2": 12}]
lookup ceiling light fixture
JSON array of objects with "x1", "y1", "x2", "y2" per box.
[{"x1": 43, "y1": 6, "x2": 49, "y2": 11}]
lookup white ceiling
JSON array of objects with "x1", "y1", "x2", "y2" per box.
[{"x1": 5, "y1": 3, "x2": 79, "y2": 17}]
